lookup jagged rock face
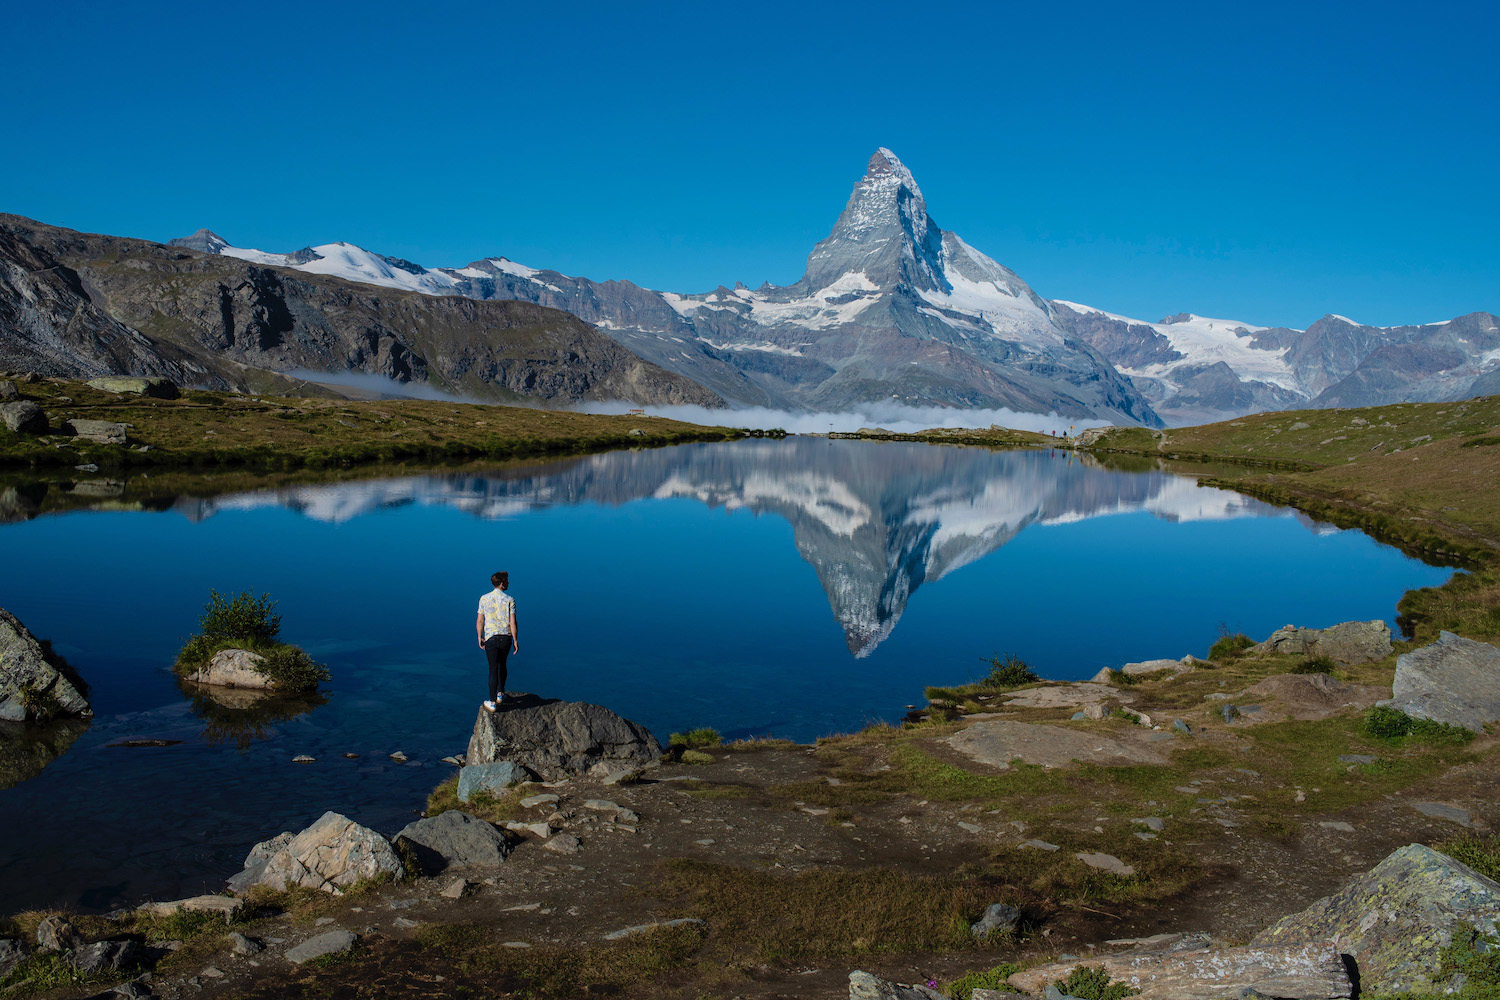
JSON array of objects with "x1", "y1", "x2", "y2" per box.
[
  {"x1": 1249, "y1": 620, "x2": 1393, "y2": 664},
  {"x1": 0, "y1": 215, "x2": 722, "y2": 408},
  {"x1": 231, "y1": 811, "x2": 403, "y2": 894},
  {"x1": 1253, "y1": 843, "x2": 1500, "y2": 994},
  {"x1": 466, "y1": 695, "x2": 662, "y2": 780},
  {"x1": 0, "y1": 607, "x2": 90, "y2": 722}
]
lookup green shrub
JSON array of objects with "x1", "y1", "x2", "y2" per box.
[
  {"x1": 982, "y1": 653, "x2": 1039, "y2": 689},
  {"x1": 1107, "y1": 668, "x2": 1139, "y2": 686},
  {"x1": 1053, "y1": 965, "x2": 1140, "y2": 1000},
  {"x1": 1439, "y1": 835, "x2": 1500, "y2": 882},
  {"x1": 943, "y1": 962, "x2": 1021, "y2": 998},
  {"x1": 1364, "y1": 706, "x2": 1474, "y2": 746},
  {"x1": 255, "y1": 645, "x2": 331, "y2": 691},
  {"x1": 1207, "y1": 631, "x2": 1255, "y2": 661},
  {"x1": 199, "y1": 590, "x2": 282, "y2": 643},
  {"x1": 1291, "y1": 654, "x2": 1337, "y2": 674},
  {"x1": 669, "y1": 727, "x2": 722, "y2": 749}
]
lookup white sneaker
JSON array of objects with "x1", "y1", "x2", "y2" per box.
[{"x1": 483, "y1": 700, "x2": 497, "y2": 712}]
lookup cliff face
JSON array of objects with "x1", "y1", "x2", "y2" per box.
[{"x1": 0, "y1": 216, "x2": 723, "y2": 408}]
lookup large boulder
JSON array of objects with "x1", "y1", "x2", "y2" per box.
[
  {"x1": 1252, "y1": 843, "x2": 1500, "y2": 993},
  {"x1": 186, "y1": 648, "x2": 275, "y2": 690},
  {"x1": 61, "y1": 418, "x2": 127, "y2": 445},
  {"x1": 1250, "y1": 620, "x2": 1393, "y2": 664},
  {"x1": 71, "y1": 939, "x2": 145, "y2": 976},
  {"x1": 0, "y1": 608, "x2": 90, "y2": 721},
  {"x1": 0, "y1": 401, "x2": 47, "y2": 435},
  {"x1": 1089, "y1": 657, "x2": 1198, "y2": 683},
  {"x1": 226, "y1": 832, "x2": 292, "y2": 895},
  {"x1": 231, "y1": 812, "x2": 403, "y2": 894},
  {"x1": 466, "y1": 694, "x2": 662, "y2": 780},
  {"x1": 0, "y1": 937, "x2": 26, "y2": 975},
  {"x1": 848, "y1": 971, "x2": 950, "y2": 999},
  {"x1": 1380, "y1": 631, "x2": 1500, "y2": 732},
  {"x1": 1010, "y1": 941, "x2": 1353, "y2": 999},
  {"x1": 457, "y1": 760, "x2": 532, "y2": 802},
  {"x1": 394, "y1": 811, "x2": 512, "y2": 875},
  {"x1": 85, "y1": 376, "x2": 180, "y2": 399}
]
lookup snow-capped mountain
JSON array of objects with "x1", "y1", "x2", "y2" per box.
[
  {"x1": 172, "y1": 150, "x2": 1162, "y2": 426},
  {"x1": 1052, "y1": 303, "x2": 1500, "y2": 425}
]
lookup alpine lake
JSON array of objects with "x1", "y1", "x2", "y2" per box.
[{"x1": 0, "y1": 437, "x2": 1456, "y2": 912}]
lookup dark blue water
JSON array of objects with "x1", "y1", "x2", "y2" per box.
[{"x1": 0, "y1": 439, "x2": 1453, "y2": 911}]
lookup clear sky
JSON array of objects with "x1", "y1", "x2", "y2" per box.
[{"x1": 4, "y1": 0, "x2": 1495, "y2": 328}]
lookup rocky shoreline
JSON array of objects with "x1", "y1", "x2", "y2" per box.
[{"x1": 1, "y1": 614, "x2": 1497, "y2": 1000}]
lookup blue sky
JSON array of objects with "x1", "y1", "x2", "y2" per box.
[{"x1": 3, "y1": 0, "x2": 1495, "y2": 328}]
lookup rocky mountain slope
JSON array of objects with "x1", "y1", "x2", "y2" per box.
[
  {"x1": 173, "y1": 151, "x2": 1162, "y2": 425},
  {"x1": 1053, "y1": 302, "x2": 1500, "y2": 425},
  {"x1": 0, "y1": 216, "x2": 720, "y2": 408}
]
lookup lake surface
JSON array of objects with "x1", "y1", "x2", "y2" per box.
[{"x1": 0, "y1": 438, "x2": 1454, "y2": 911}]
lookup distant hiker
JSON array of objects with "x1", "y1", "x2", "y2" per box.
[{"x1": 476, "y1": 571, "x2": 518, "y2": 712}]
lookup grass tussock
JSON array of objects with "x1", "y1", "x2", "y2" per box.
[
  {"x1": 942, "y1": 962, "x2": 1022, "y2": 998},
  {"x1": 669, "y1": 727, "x2": 722, "y2": 750},
  {"x1": 1438, "y1": 834, "x2": 1500, "y2": 882},
  {"x1": 425, "y1": 774, "x2": 526, "y2": 825}
]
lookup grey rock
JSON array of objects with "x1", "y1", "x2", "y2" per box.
[
  {"x1": 467, "y1": 696, "x2": 662, "y2": 780},
  {"x1": 848, "y1": 970, "x2": 952, "y2": 999},
  {"x1": 228, "y1": 931, "x2": 263, "y2": 956},
  {"x1": 186, "y1": 648, "x2": 274, "y2": 690},
  {"x1": 1338, "y1": 754, "x2": 1378, "y2": 764},
  {"x1": 601, "y1": 917, "x2": 706, "y2": 941},
  {"x1": 284, "y1": 930, "x2": 358, "y2": 964},
  {"x1": 226, "y1": 832, "x2": 292, "y2": 895},
  {"x1": 62, "y1": 418, "x2": 126, "y2": 444},
  {"x1": 138, "y1": 895, "x2": 242, "y2": 919},
  {"x1": 394, "y1": 811, "x2": 511, "y2": 875},
  {"x1": 0, "y1": 400, "x2": 46, "y2": 434},
  {"x1": 519, "y1": 793, "x2": 560, "y2": 809},
  {"x1": 0, "y1": 381, "x2": 16, "y2": 400},
  {"x1": 1135, "y1": 817, "x2": 1166, "y2": 832},
  {"x1": 1013, "y1": 941, "x2": 1352, "y2": 999},
  {"x1": 71, "y1": 939, "x2": 145, "y2": 976},
  {"x1": 1076, "y1": 852, "x2": 1135, "y2": 876},
  {"x1": 234, "y1": 812, "x2": 402, "y2": 894},
  {"x1": 36, "y1": 914, "x2": 82, "y2": 952},
  {"x1": 1412, "y1": 802, "x2": 1472, "y2": 827},
  {"x1": 542, "y1": 833, "x2": 581, "y2": 854},
  {"x1": 1022, "y1": 839, "x2": 1060, "y2": 851},
  {"x1": 1090, "y1": 658, "x2": 1191, "y2": 683},
  {"x1": 1250, "y1": 620, "x2": 1393, "y2": 664},
  {"x1": 970, "y1": 902, "x2": 1021, "y2": 939},
  {"x1": 1381, "y1": 631, "x2": 1500, "y2": 732},
  {"x1": 1221, "y1": 704, "x2": 1240, "y2": 723},
  {"x1": 0, "y1": 937, "x2": 25, "y2": 975},
  {"x1": 456, "y1": 761, "x2": 530, "y2": 802},
  {"x1": 1172, "y1": 719, "x2": 1192, "y2": 733},
  {"x1": 1253, "y1": 842, "x2": 1500, "y2": 993},
  {"x1": 0, "y1": 606, "x2": 90, "y2": 721},
  {"x1": 84, "y1": 377, "x2": 180, "y2": 399}
]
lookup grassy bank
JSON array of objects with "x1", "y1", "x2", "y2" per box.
[{"x1": 0, "y1": 377, "x2": 777, "y2": 472}]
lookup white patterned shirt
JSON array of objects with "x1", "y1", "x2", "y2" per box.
[{"x1": 478, "y1": 589, "x2": 515, "y2": 641}]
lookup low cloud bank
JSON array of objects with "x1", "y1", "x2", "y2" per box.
[
  {"x1": 283, "y1": 369, "x2": 491, "y2": 404},
  {"x1": 570, "y1": 401, "x2": 1112, "y2": 436}
]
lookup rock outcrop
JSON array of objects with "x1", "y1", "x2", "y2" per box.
[
  {"x1": 1380, "y1": 631, "x2": 1500, "y2": 732},
  {"x1": 227, "y1": 811, "x2": 403, "y2": 894},
  {"x1": 0, "y1": 608, "x2": 89, "y2": 721},
  {"x1": 848, "y1": 970, "x2": 950, "y2": 999},
  {"x1": 946, "y1": 720, "x2": 1167, "y2": 771},
  {"x1": 1009, "y1": 940, "x2": 1353, "y2": 999},
  {"x1": 1089, "y1": 656, "x2": 1199, "y2": 683},
  {"x1": 0, "y1": 400, "x2": 46, "y2": 434},
  {"x1": 1235, "y1": 672, "x2": 1387, "y2": 721},
  {"x1": 457, "y1": 760, "x2": 531, "y2": 802},
  {"x1": 1249, "y1": 620, "x2": 1393, "y2": 664},
  {"x1": 394, "y1": 811, "x2": 512, "y2": 875},
  {"x1": 1252, "y1": 843, "x2": 1500, "y2": 993},
  {"x1": 186, "y1": 648, "x2": 275, "y2": 690},
  {"x1": 466, "y1": 694, "x2": 662, "y2": 780}
]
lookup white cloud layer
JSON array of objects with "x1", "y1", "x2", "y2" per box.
[{"x1": 571, "y1": 401, "x2": 1112, "y2": 436}]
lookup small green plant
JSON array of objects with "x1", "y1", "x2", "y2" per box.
[
  {"x1": 199, "y1": 590, "x2": 282, "y2": 643},
  {"x1": 1053, "y1": 965, "x2": 1140, "y2": 1000},
  {"x1": 679, "y1": 749, "x2": 715, "y2": 765},
  {"x1": 1207, "y1": 626, "x2": 1255, "y2": 661},
  {"x1": 1106, "y1": 668, "x2": 1139, "y2": 686},
  {"x1": 982, "y1": 653, "x2": 1039, "y2": 689},
  {"x1": 1363, "y1": 706, "x2": 1474, "y2": 746},
  {"x1": 1291, "y1": 654, "x2": 1337, "y2": 674},
  {"x1": 669, "y1": 727, "x2": 722, "y2": 750},
  {"x1": 942, "y1": 962, "x2": 1021, "y2": 998}
]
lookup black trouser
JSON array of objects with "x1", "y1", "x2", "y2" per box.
[{"x1": 484, "y1": 634, "x2": 512, "y2": 702}]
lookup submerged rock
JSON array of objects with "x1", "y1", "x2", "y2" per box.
[
  {"x1": 230, "y1": 812, "x2": 402, "y2": 894},
  {"x1": 1252, "y1": 842, "x2": 1500, "y2": 993},
  {"x1": 467, "y1": 694, "x2": 662, "y2": 780},
  {"x1": 0, "y1": 608, "x2": 90, "y2": 722},
  {"x1": 1380, "y1": 631, "x2": 1500, "y2": 732},
  {"x1": 1250, "y1": 620, "x2": 1392, "y2": 664}
]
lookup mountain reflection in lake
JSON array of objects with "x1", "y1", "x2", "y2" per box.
[{"x1": 0, "y1": 439, "x2": 1454, "y2": 912}]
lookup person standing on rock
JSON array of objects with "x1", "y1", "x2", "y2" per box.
[{"x1": 475, "y1": 571, "x2": 518, "y2": 712}]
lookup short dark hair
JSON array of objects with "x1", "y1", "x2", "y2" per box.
[{"x1": 490, "y1": 571, "x2": 509, "y2": 590}]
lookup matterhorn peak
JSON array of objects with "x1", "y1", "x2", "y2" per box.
[{"x1": 864, "y1": 147, "x2": 925, "y2": 202}]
